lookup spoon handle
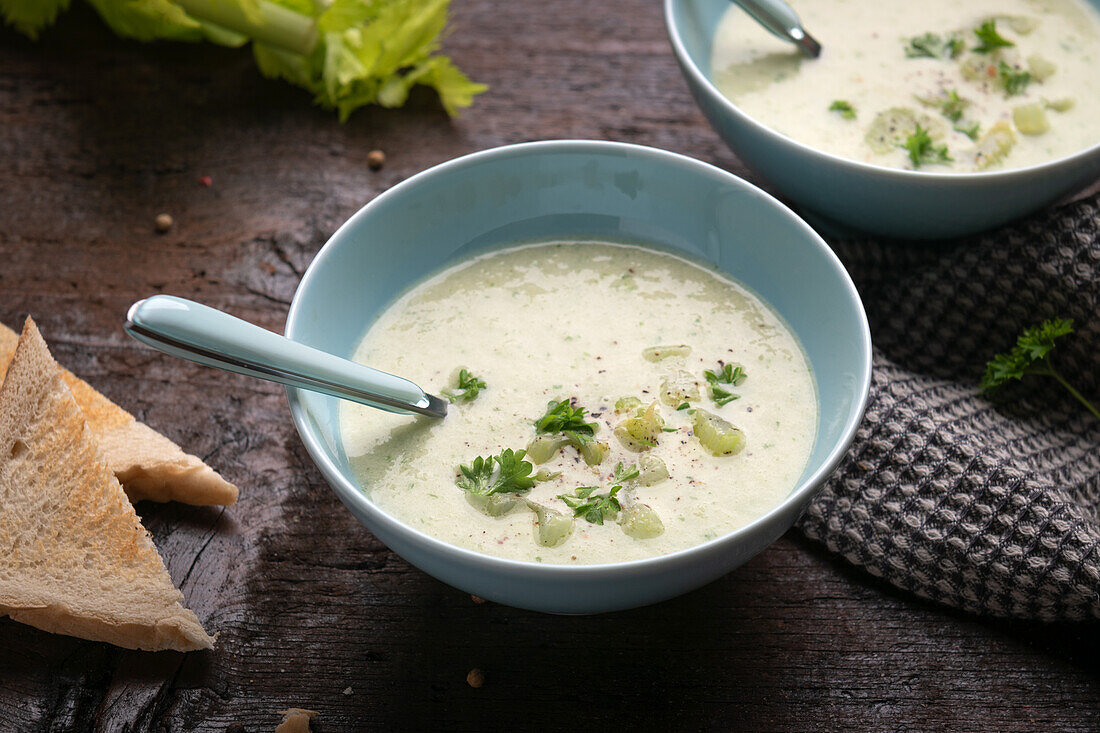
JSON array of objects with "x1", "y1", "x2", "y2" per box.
[
  {"x1": 124, "y1": 295, "x2": 447, "y2": 419},
  {"x1": 732, "y1": 0, "x2": 821, "y2": 57}
]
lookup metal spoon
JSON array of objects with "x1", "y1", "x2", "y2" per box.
[
  {"x1": 731, "y1": 0, "x2": 821, "y2": 58},
  {"x1": 124, "y1": 295, "x2": 448, "y2": 419}
]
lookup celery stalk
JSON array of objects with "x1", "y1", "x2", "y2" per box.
[{"x1": 174, "y1": 0, "x2": 317, "y2": 56}]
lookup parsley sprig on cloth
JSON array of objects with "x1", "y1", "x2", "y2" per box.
[{"x1": 982, "y1": 318, "x2": 1099, "y2": 420}]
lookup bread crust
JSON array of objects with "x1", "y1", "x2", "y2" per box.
[{"x1": 0, "y1": 322, "x2": 237, "y2": 506}]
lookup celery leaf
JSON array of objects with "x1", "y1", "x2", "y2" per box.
[{"x1": 0, "y1": 0, "x2": 69, "y2": 39}]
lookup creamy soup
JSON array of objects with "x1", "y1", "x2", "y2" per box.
[
  {"x1": 712, "y1": 0, "x2": 1100, "y2": 171},
  {"x1": 339, "y1": 242, "x2": 817, "y2": 564}
]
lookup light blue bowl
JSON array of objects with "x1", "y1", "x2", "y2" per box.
[
  {"x1": 285, "y1": 141, "x2": 871, "y2": 614},
  {"x1": 665, "y1": 0, "x2": 1100, "y2": 240}
]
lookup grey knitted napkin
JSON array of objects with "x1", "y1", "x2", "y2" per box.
[{"x1": 797, "y1": 194, "x2": 1100, "y2": 622}]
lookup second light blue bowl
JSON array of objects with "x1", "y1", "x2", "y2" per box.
[
  {"x1": 666, "y1": 0, "x2": 1100, "y2": 240},
  {"x1": 285, "y1": 141, "x2": 871, "y2": 613}
]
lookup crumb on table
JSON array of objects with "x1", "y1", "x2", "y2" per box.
[{"x1": 275, "y1": 708, "x2": 318, "y2": 733}]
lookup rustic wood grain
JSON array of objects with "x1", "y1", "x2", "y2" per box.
[{"x1": 1, "y1": 2, "x2": 1098, "y2": 731}]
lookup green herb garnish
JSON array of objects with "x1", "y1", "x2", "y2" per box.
[
  {"x1": 444, "y1": 368, "x2": 486, "y2": 403},
  {"x1": 998, "y1": 62, "x2": 1032, "y2": 96},
  {"x1": 905, "y1": 32, "x2": 964, "y2": 59},
  {"x1": 611, "y1": 462, "x2": 640, "y2": 484},
  {"x1": 455, "y1": 448, "x2": 536, "y2": 496},
  {"x1": 534, "y1": 398, "x2": 599, "y2": 446},
  {"x1": 676, "y1": 402, "x2": 690, "y2": 411},
  {"x1": 935, "y1": 92, "x2": 980, "y2": 139},
  {"x1": 558, "y1": 486, "x2": 622, "y2": 525},
  {"x1": 981, "y1": 318, "x2": 1098, "y2": 420},
  {"x1": 973, "y1": 20, "x2": 1015, "y2": 54},
  {"x1": 939, "y1": 90, "x2": 968, "y2": 122},
  {"x1": 704, "y1": 362, "x2": 747, "y2": 407},
  {"x1": 903, "y1": 125, "x2": 952, "y2": 168},
  {"x1": 829, "y1": 100, "x2": 857, "y2": 119},
  {"x1": 954, "y1": 121, "x2": 981, "y2": 140}
]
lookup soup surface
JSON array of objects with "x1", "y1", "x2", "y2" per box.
[
  {"x1": 711, "y1": 0, "x2": 1100, "y2": 171},
  {"x1": 340, "y1": 242, "x2": 817, "y2": 564}
]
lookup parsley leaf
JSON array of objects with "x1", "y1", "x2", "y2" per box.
[
  {"x1": 829, "y1": 100, "x2": 857, "y2": 119},
  {"x1": 558, "y1": 485, "x2": 622, "y2": 525},
  {"x1": 998, "y1": 62, "x2": 1032, "y2": 96},
  {"x1": 535, "y1": 399, "x2": 599, "y2": 446},
  {"x1": 455, "y1": 448, "x2": 536, "y2": 496},
  {"x1": 973, "y1": 20, "x2": 1015, "y2": 54},
  {"x1": 981, "y1": 318, "x2": 1099, "y2": 421},
  {"x1": 611, "y1": 462, "x2": 640, "y2": 484},
  {"x1": 905, "y1": 32, "x2": 964, "y2": 59},
  {"x1": 704, "y1": 362, "x2": 747, "y2": 407},
  {"x1": 903, "y1": 125, "x2": 953, "y2": 168},
  {"x1": 443, "y1": 368, "x2": 486, "y2": 403},
  {"x1": 954, "y1": 121, "x2": 981, "y2": 140},
  {"x1": 932, "y1": 91, "x2": 980, "y2": 139},
  {"x1": 938, "y1": 90, "x2": 968, "y2": 122}
]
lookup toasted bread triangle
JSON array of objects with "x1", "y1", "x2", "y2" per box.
[
  {"x1": 0, "y1": 319, "x2": 213, "y2": 651},
  {"x1": 0, "y1": 322, "x2": 236, "y2": 506}
]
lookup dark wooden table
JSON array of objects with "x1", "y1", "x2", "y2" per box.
[{"x1": 1, "y1": 2, "x2": 1098, "y2": 731}]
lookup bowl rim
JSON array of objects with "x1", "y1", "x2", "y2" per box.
[
  {"x1": 285, "y1": 139, "x2": 872, "y2": 575},
  {"x1": 663, "y1": 0, "x2": 1100, "y2": 182}
]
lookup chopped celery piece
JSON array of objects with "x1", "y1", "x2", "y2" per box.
[
  {"x1": 973, "y1": 121, "x2": 1016, "y2": 170},
  {"x1": 865, "y1": 107, "x2": 943, "y2": 154},
  {"x1": 620, "y1": 503, "x2": 665, "y2": 539},
  {"x1": 615, "y1": 396, "x2": 642, "y2": 412},
  {"x1": 466, "y1": 492, "x2": 521, "y2": 517},
  {"x1": 1027, "y1": 54, "x2": 1056, "y2": 81},
  {"x1": 638, "y1": 455, "x2": 669, "y2": 486},
  {"x1": 526, "y1": 435, "x2": 567, "y2": 464},
  {"x1": 692, "y1": 409, "x2": 746, "y2": 456},
  {"x1": 659, "y1": 370, "x2": 701, "y2": 406},
  {"x1": 533, "y1": 469, "x2": 561, "y2": 482},
  {"x1": 614, "y1": 424, "x2": 653, "y2": 452},
  {"x1": 614, "y1": 402, "x2": 664, "y2": 452},
  {"x1": 1013, "y1": 104, "x2": 1050, "y2": 135},
  {"x1": 579, "y1": 440, "x2": 608, "y2": 466},
  {"x1": 642, "y1": 344, "x2": 692, "y2": 362},
  {"x1": 1045, "y1": 97, "x2": 1075, "y2": 112},
  {"x1": 528, "y1": 502, "x2": 573, "y2": 547},
  {"x1": 866, "y1": 107, "x2": 917, "y2": 154}
]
